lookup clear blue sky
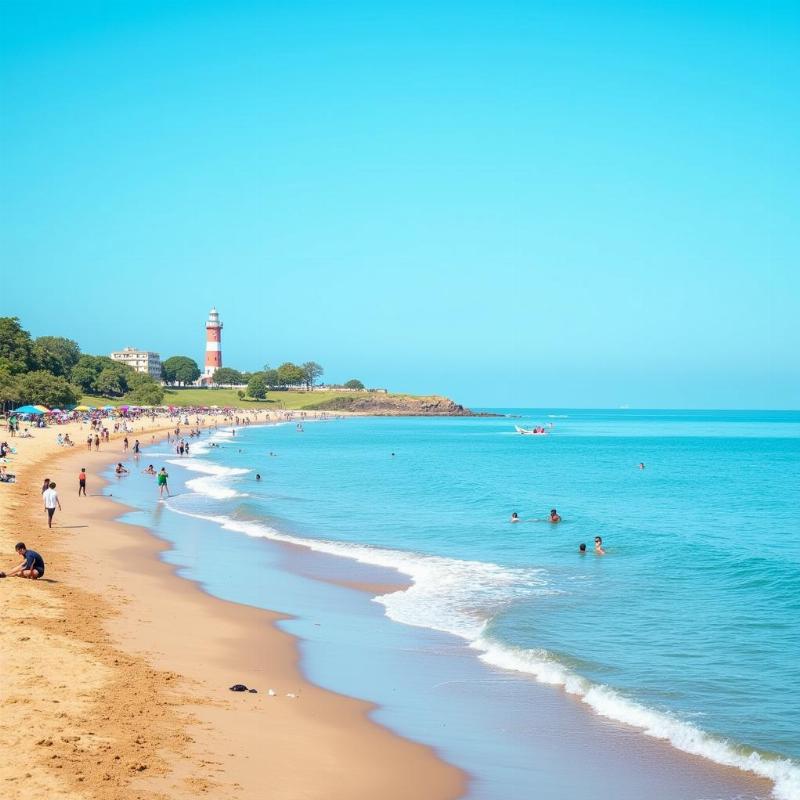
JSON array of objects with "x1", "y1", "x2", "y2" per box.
[{"x1": 1, "y1": 1, "x2": 797, "y2": 408}]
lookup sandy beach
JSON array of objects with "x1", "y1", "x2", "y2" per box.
[{"x1": 0, "y1": 416, "x2": 465, "y2": 799}]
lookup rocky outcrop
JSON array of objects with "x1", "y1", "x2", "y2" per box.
[{"x1": 305, "y1": 394, "x2": 484, "y2": 416}]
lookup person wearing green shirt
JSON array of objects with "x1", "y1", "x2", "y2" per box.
[{"x1": 157, "y1": 467, "x2": 170, "y2": 497}]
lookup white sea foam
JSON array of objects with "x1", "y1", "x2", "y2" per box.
[
  {"x1": 169, "y1": 459, "x2": 248, "y2": 476},
  {"x1": 184, "y1": 476, "x2": 245, "y2": 500},
  {"x1": 159, "y1": 504, "x2": 800, "y2": 800},
  {"x1": 168, "y1": 456, "x2": 250, "y2": 500},
  {"x1": 474, "y1": 638, "x2": 800, "y2": 799}
]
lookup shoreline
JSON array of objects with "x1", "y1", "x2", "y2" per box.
[{"x1": 0, "y1": 416, "x2": 466, "y2": 799}]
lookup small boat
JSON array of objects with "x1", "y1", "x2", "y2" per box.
[{"x1": 515, "y1": 425, "x2": 548, "y2": 435}]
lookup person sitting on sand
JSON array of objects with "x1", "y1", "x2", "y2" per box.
[
  {"x1": 550, "y1": 509, "x2": 562, "y2": 523},
  {"x1": 63, "y1": 433, "x2": 73, "y2": 447},
  {"x1": 143, "y1": 464, "x2": 156, "y2": 475},
  {"x1": 0, "y1": 542, "x2": 45, "y2": 579},
  {"x1": 510, "y1": 512, "x2": 520, "y2": 523},
  {"x1": 594, "y1": 536, "x2": 606, "y2": 555},
  {"x1": 115, "y1": 463, "x2": 129, "y2": 476}
]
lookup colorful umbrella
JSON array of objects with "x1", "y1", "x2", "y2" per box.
[{"x1": 11, "y1": 405, "x2": 44, "y2": 414}]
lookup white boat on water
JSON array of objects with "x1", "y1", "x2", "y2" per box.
[{"x1": 515, "y1": 425, "x2": 548, "y2": 436}]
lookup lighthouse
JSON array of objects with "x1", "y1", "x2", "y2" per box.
[{"x1": 203, "y1": 306, "x2": 223, "y2": 381}]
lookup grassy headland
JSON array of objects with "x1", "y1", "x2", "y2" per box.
[{"x1": 80, "y1": 388, "x2": 476, "y2": 415}]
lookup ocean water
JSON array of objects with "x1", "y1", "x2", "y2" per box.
[{"x1": 110, "y1": 410, "x2": 800, "y2": 799}]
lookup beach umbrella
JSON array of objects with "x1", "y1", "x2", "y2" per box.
[
  {"x1": 74, "y1": 405, "x2": 91, "y2": 411},
  {"x1": 33, "y1": 405, "x2": 50, "y2": 412},
  {"x1": 103, "y1": 405, "x2": 116, "y2": 410},
  {"x1": 12, "y1": 405, "x2": 44, "y2": 414}
]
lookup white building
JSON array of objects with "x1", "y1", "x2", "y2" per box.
[{"x1": 110, "y1": 347, "x2": 162, "y2": 379}]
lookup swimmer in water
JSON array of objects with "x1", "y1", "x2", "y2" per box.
[
  {"x1": 510, "y1": 512, "x2": 520, "y2": 523},
  {"x1": 550, "y1": 508, "x2": 562, "y2": 523},
  {"x1": 143, "y1": 464, "x2": 156, "y2": 475},
  {"x1": 594, "y1": 536, "x2": 606, "y2": 555},
  {"x1": 579, "y1": 543, "x2": 587, "y2": 554},
  {"x1": 255, "y1": 474, "x2": 261, "y2": 481},
  {"x1": 639, "y1": 462, "x2": 646, "y2": 469},
  {"x1": 115, "y1": 463, "x2": 129, "y2": 476}
]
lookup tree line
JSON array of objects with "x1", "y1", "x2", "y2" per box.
[
  {"x1": 0, "y1": 316, "x2": 369, "y2": 409},
  {"x1": 0, "y1": 317, "x2": 165, "y2": 409}
]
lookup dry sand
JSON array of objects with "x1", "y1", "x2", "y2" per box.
[{"x1": 0, "y1": 416, "x2": 465, "y2": 799}]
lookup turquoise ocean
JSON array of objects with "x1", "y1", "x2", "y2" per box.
[{"x1": 109, "y1": 410, "x2": 800, "y2": 799}]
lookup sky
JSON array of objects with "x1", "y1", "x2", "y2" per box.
[{"x1": 1, "y1": 0, "x2": 798, "y2": 408}]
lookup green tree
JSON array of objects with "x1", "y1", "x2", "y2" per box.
[
  {"x1": 276, "y1": 362, "x2": 305, "y2": 388},
  {"x1": 70, "y1": 355, "x2": 102, "y2": 393},
  {"x1": 17, "y1": 371, "x2": 80, "y2": 408},
  {"x1": 344, "y1": 379, "x2": 365, "y2": 390},
  {"x1": 246, "y1": 372, "x2": 269, "y2": 400},
  {"x1": 162, "y1": 356, "x2": 201, "y2": 385},
  {"x1": 0, "y1": 367, "x2": 22, "y2": 410},
  {"x1": 31, "y1": 336, "x2": 81, "y2": 377},
  {"x1": 70, "y1": 355, "x2": 124, "y2": 393},
  {"x1": 212, "y1": 367, "x2": 243, "y2": 385},
  {"x1": 262, "y1": 369, "x2": 280, "y2": 388},
  {"x1": 0, "y1": 317, "x2": 34, "y2": 374},
  {"x1": 125, "y1": 377, "x2": 165, "y2": 405},
  {"x1": 301, "y1": 361, "x2": 324, "y2": 390},
  {"x1": 95, "y1": 366, "x2": 128, "y2": 397}
]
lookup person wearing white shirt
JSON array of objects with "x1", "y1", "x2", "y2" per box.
[{"x1": 43, "y1": 482, "x2": 62, "y2": 528}]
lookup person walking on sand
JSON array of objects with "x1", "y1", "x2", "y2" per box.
[
  {"x1": 78, "y1": 468, "x2": 87, "y2": 497},
  {"x1": 94, "y1": 434, "x2": 100, "y2": 451},
  {"x1": 157, "y1": 467, "x2": 170, "y2": 497},
  {"x1": 43, "y1": 482, "x2": 62, "y2": 528},
  {"x1": 41, "y1": 477, "x2": 51, "y2": 495},
  {"x1": 0, "y1": 543, "x2": 45, "y2": 580},
  {"x1": 123, "y1": 436, "x2": 129, "y2": 452},
  {"x1": 87, "y1": 434, "x2": 93, "y2": 451}
]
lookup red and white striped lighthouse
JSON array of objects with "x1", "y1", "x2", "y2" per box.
[{"x1": 204, "y1": 306, "x2": 223, "y2": 380}]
